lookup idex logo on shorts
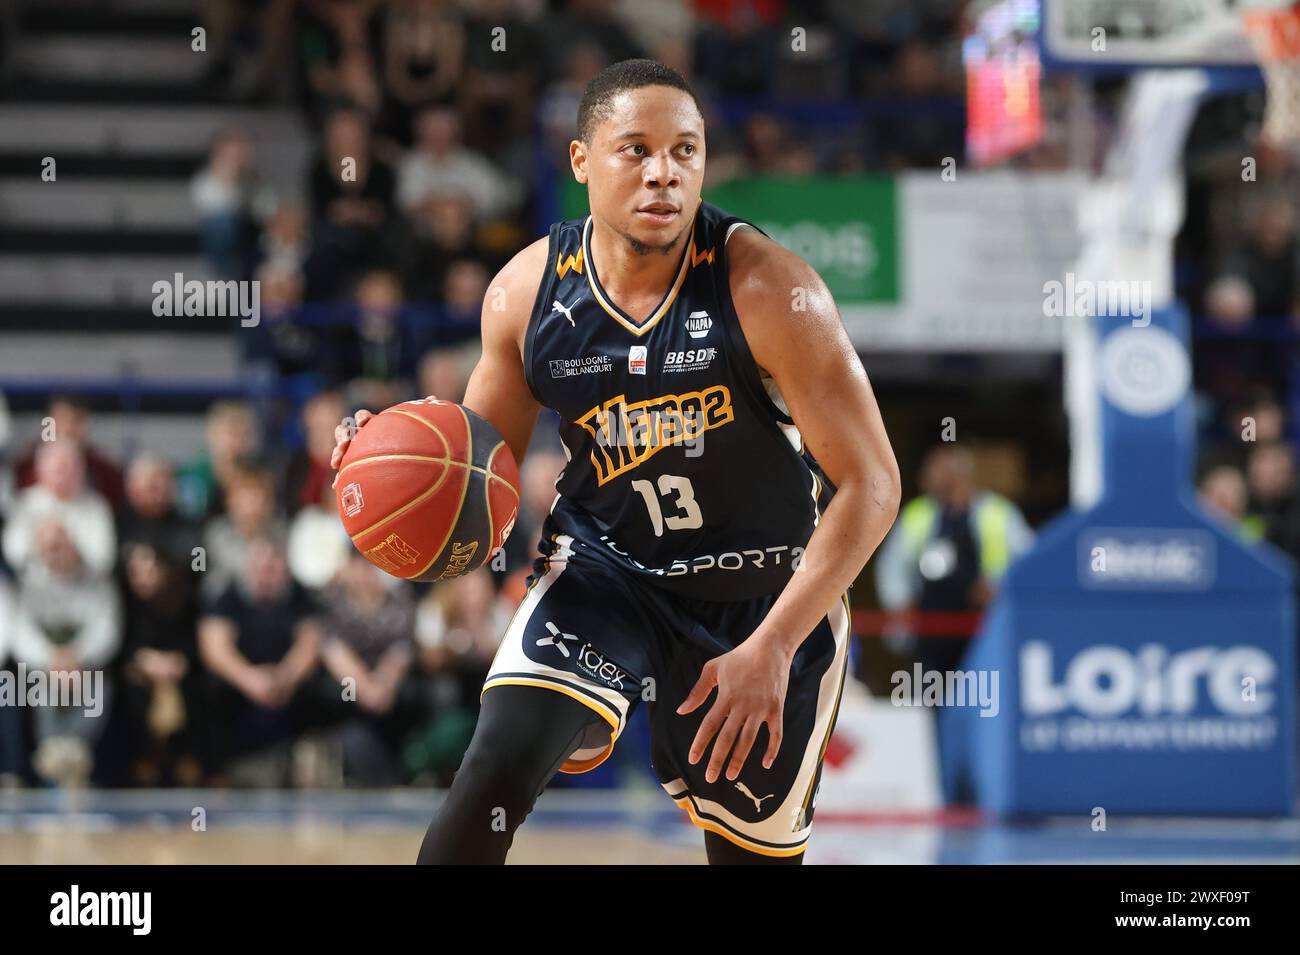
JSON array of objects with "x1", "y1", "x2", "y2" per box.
[
  {"x1": 537, "y1": 620, "x2": 578, "y2": 657},
  {"x1": 536, "y1": 621, "x2": 629, "y2": 690}
]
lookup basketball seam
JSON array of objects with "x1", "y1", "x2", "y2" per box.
[
  {"x1": 384, "y1": 408, "x2": 453, "y2": 458},
  {"x1": 338, "y1": 453, "x2": 520, "y2": 498},
  {"x1": 485, "y1": 441, "x2": 500, "y2": 560},
  {"x1": 346, "y1": 454, "x2": 454, "y2": 541},
  {"x1": 408, "y1": 404, "x2": 475, "y2": 579}
]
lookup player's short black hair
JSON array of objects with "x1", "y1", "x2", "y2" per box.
[{"x1": 576, "y1": 59, "x2": 703, "y2": 144}]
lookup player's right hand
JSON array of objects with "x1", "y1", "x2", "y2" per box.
[{"x1": 331, "y1": 409, "x2": 373, "y2": 487}]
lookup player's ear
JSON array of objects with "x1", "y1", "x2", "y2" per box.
[{"x1": 570, "y1": 140, "x2": 588, "y2": 185}]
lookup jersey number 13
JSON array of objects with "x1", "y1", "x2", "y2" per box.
[{"x1": 630, "y1": 474, "x2": 703, "y2": 537}]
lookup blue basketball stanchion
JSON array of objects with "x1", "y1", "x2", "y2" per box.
[{"x1": 953, "y1": 307, "x2": 1296, "y2": 815}]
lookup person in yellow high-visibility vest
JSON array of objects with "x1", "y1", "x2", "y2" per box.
[
  {"x1": 877, "y1": 446, "x2": 1033, "y2": 628},
  {"x1": 874, "y1": 445, "x2": 1032, "y2": 804},
  {"x1": 1199, "y1": 465, "x2": 1266, "y2": 544}
]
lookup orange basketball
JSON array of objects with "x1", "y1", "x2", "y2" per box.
[{"x1": 335, "y1": 398, "x2": 521, "y2": 582}]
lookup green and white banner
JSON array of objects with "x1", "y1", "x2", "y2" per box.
[
  {"x1": 704, "y1": 177, "x2": 900, "y2": 305},
  {"x1": 559, "y1": 171, "x2": 1084, "y2": 352},
  {"x1": 560, "y1": 176, "x2": 899, "y2": 306}
]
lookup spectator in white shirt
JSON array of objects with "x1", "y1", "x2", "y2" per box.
[
  {"x1": 3, "y1": 441, "x2": 116, "y2": 579},
  {"x1": 10, "y1": 517, "x2": 121, "y2": 787},
  {"x1": 11, "y1": 521, "x2": 121, "y2": 672},
  {"x1": 201, "y1": 462, "x2": 287, "y2": 602},
  {"x1": 397, "y1": 106, "x2": 522, "y2": 228}
]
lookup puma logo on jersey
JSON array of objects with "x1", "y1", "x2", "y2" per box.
[
  {"x1": 551, "y1": 297, "x2": 581, "y2": 326},
  {"x1": 575, "y1": 385, "x2": 734, "y2": 485},
  {"x1": 735, "y1": 781, "x2": 775, "y2": 814}
]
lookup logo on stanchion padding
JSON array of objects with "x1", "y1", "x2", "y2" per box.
[{"x1": 1099, "y1": 326, "x2": 1189, "y2": 417}]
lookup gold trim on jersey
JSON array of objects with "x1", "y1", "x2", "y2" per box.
[
  {"x1": 575, "y1": 385, "x2": 735, "y2": 485},
  {"x1": 556, "y1": 248, "x2": 584, "y2": 279},
  {"x1": 580, "y1": 215, "x2": 696, "y2": 337},
  {"x1": 690, "y1": 245, "x2": 715, "y2": 267}
]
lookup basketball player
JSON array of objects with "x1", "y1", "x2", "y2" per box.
[{"x1": 331, "y1": 60, "x2": 900, "y2": 864}]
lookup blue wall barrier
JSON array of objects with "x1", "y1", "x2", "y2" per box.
[{"x1": 954, "y1": 307, "x2": 1297, "y2": 815}]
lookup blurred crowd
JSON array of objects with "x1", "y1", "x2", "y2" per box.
[
  {"x1": 1181, "y1": 108, "x2": 1300, "y2": 560},
  {"x1": 186, "y1": 0, "x2": 972, "y2": 484},
  {"x1": 0, "y1": 0, "x2": 974, "y2": 792},
  {"x1": 0, "y1": 393, "x2": 570, "y2": 789},
  {"x1": 192, "y1": 0, "x2": 970, "y2": 432},
  {"x1": 0, "y1": 0, "x2": 973, "y2": 793},
  {"x1": 1197, "y1": 393, "x2": 1300, "y2": 559},
  {"x1": 5, "y1": 0, "x2": 1298, "y2": 795}
]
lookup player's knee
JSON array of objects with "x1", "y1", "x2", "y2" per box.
[
  {"x1": 453, "y1": 727, "x2": 547, "y2": 818},
  {"x1": 446, "y1": 685, "x2": 605, "y2": 828}
]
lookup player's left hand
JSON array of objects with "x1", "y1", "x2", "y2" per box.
[{"x1": 678, "y1": 639, "x2": 791, "y2": 784}]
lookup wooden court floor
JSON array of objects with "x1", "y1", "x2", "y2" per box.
[
  {"x1": 0, "y1": 788, "x2": 707, "y2": 864},
  {"x1": 2, "y1": 790, "x2": 1297, "y2": 864},
  {"x1": 0, "y1": 827, "x2": 703, "y2": 864}
]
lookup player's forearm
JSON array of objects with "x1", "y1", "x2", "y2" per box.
[
  {"x1": 462, "y1": 359, "x2": 539, "y2": 468},
  {"x1": 752, "y1": 477, "x2": 899, "y2": 660}
]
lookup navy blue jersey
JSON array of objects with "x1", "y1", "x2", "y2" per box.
[{"x1": 523, "y1": 201, "x2": 829, "y2": 601}]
